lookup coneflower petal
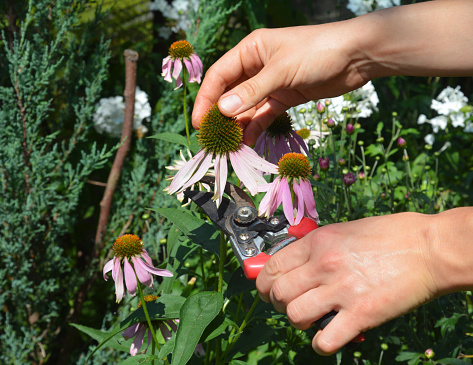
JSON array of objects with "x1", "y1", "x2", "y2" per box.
[
  {"x1": 130, "y1": 325, "x2": 146, "y2": 356},
  {"x1": 103, "y1": 259, "x2": 114, "y2": 280},
  {"x1": 132, "y1": 256, "x2": 153, "y2": 287},
  {"x1": 301, "y1": 179, "x2": 319, "y2": 221},
  {"x1": 124, "y1": 258, "x2": 137, "y2": 297},
  {"x1": 229, "y1": 151, "x2": 266, "y2": 195},
  {"x1": 115, "y1": 259, "x2": 125, "y2": 303},
  {"x1": 258, "y1": 180, "x2": 277, "y2": 217},
  {"x1": 190, "y1": 53, "x2": 203, "y2": 83},
  {"x1": 135, "y1": 256, "x2": 173, "y2": 277},
  {"x1": 162, "y1": 57, "x2": 173, "y2": 83},
  {"x1": 176, "y1": 151, "x2": 213, "y2": 194},
  {"x1": 183, "y1": 57, "x2": 196, "y2": 83},
  {"x1": 167, "y1": 149, "x2": 207, "y2": 194},
  {"x1": 291, "y1": 131, "x2": 310, "y2": 157},
  {"x1": 239, "y1": 144, "x2": 278, "y2": 174},
  {"x1": 213, "y1": 154, "x2": 228, "y2": 207},
  {"x1": 292, "y1": 179, "x2": 305, "y2": 225},
  {"x1": 123, "y1": 323, "x2": 142, "y2": 340},
  {"x1": 281, "y1": 178, "x2": 295, "y2": 225}
]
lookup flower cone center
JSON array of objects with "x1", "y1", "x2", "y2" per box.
[
  {"x1": 278, "y1": 153, "x2": 311, "y2": 179},
  {"x1": 198, "y1": 104, "x2": 243, "y2": 154},
  {"x1": 267, "y1": 112, "x2": 293, "y2": 138},
  {"x1": 169, "y1": 40, "x2": 194, "y2": 59},
  {"x1": 296, "y1": 128, "x2": 311, "y2": 140},
  {"x1": 138, "y1": 295, "x2": 158, "y2": 308},
  {"x1": 113, "y1": 234, "x2": 143, "y2": 259}
]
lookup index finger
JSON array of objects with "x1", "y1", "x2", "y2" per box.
[
  {"x1": 256, "y1": 233, "x2": 313, "y2": 302},
  {"x1": 191, "y1": 36, "x2": 265, "y2": 129}
]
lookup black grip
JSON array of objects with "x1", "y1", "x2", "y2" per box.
[{"x1": 313, "y1": 310, "x2": 338, "y2": 330}]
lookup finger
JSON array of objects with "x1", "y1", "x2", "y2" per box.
[
  {"x1": 284, "y1": 286, "x2": 338, "y2": 330},
  {"x1": 256, "y1": 235, "x2": 313, "y2": 302},
  {"x1": 312, "y1": 311, "x2": 363, "y2": 356}
]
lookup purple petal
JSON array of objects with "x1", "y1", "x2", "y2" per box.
[
  {"x1": 103, "y1": 259, "x2": 114, "y2": 280},
  {"x1": 213, "y1": 154, "x2": 228, "y2": 207},
  {"x1": 114, "y1": 259, "x2": 125, "y2": 303},
  {"x1": 270, "y1": 178, "x2": 285, "y2": 216},
  {"x1": 301, "y1": 179, "x2": 319, "y2": 221},
  {"x1": 239, "y1": 144, "x2": 278, "y2": 174},
  {"x1": 292, "y1": 179, "x2": 305, "y2": 225},
  {"x1": 287, "y1": 134, "x2": 303, "y2": 154},
  {"x1": 190, "y1": 53, "x2": 203, "y2": 83},
  {"x1": 124, "y1": 258, "x2": 137, "y2": 297},
  {"x1": 123, "y1": 323, "x2": 142, "y2": 340},
  {"x1": 112, "y1": 257, "x2": 120, "y2": 282},
  {"x1": 159, "y1": 322, "x2": 172, "y2": 342},
  {"x1": 291, "y1": 131, "x2": 310, "y2": 157},
  {"x1": 194, "y1": 343, "x2": 206, "y2": 357},
  {"x1": 281, "y1": 178, "x2": 295, "y2": 225},
  {"x1": 141, "y1": 249, "x2": 153, "y2": 266},
  {"x1": 134, "y1": 256, "x2": 173, "y2": 278},
  {"x1": 167, "y1": 149, "x2": 207, "y2": 194},
  {"x1": 254, "y1": 133, "x2": 265, "y2": 156},
  {"x1": 258, "y1": 179, "x2": 278, "y2": 217},
  {"x1": 130, "y1": 325, "x2": 146, "y2": 356},
  {"x1": 162, "y1": 57, "x2": 173, "y2": 83},
  {"x1": 229, "y1": 151, "x2": 266, "y2": 195},
  {"x1": 176, "y1": 151, "x2": 213, "y2": 194},
  {"x1": 132, "y1": 256, "x2": 153, "y2": 287},
  {"x1": 183, "y1": 57, "x2": 197, "y2": 83},
  {"x1": 172, "y1": 59, "x2": 182, "y2": 81},
  {"x1": 174, "y1": 75, "x2": 183, "y2": 89}
]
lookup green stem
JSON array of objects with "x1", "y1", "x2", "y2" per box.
[
  {"x1": 200, "y1": 247, "x2": 207, "y2": 290},
  {"x1": 182, "y1": 68, "x2": 191, "y2": 146},
  {"x1": 135, "y1": 271, "x2": 160, "y2": 364},
  {"x1": 218, "y1": 231, "x2": 227, "y2": 293}
]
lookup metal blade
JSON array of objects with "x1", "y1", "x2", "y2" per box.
[{"x1": 198, "y1": 176, "x2": 255, "y2": 209}]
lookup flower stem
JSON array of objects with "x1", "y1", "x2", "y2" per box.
[
  {"x1": 135, "y1": 271, "x2": 161, "y2": 354},
  {"x1": 218, "y1": 231, "x2": 227, "y2": 293},
  {"x1": 182, "y1": 68, "x2": 191, "y2": 146}
]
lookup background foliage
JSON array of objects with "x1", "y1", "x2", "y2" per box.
[{"x1": 0, "y1": 0, "x2": 472, "y2": 364}]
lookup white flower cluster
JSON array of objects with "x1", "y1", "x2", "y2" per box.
[
  {"x1": 417, "y1": 86, "x2": 473, "y2": 144},
  {"x1": 149, "y1": 0, "x2": 200, "y2": 39},
  {"x1": 93, "y1": 87, "x2": 151, "y2": 138},
  {"x1": 347, "y1": 0, "x2": 400, "y2": 16}
]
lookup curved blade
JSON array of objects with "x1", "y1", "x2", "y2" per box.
[{"x1": 199, "y1": 176, "x2": 255, "y2": 209}]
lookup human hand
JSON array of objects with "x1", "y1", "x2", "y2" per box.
[
  {"x1": 192, "y1": 22, "x2": 371, "y2": 145},
  {"x1": 256, "y1": 213, "x2": 443, "y2": 355}
]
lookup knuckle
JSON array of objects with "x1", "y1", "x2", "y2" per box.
[
  {"x1": 286, "y1": 302, "x2": 304, "y2": 327},
  {"x1": 265, "y1": 255, "x2": 281, "y2": 276},
  {"x1": 270, "y1": 280, "x2": 285, "y2": 303},
  {"x1": 318, "y1": 249, "x2": 344, "y2": 274},
  {"x1": 240, "y1": 79, "x2": 260, "y2": 99}
]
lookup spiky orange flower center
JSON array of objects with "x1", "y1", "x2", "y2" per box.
[
  {"x1": 278, "y1": 153, "x2": 311, "y2": 179},
  {"x1": 169, "y1": 40, "x2": 194, "y2": 59},
  {"x1": 197, "y1": 104, "x2": 243, "y2": 154},
  {"x1": 113, "y1": 234, "x2": 143, "y2": 259},
  {"x1": 296, "y1": 128, "x2": 311, "y2": 140},
  {"x1": 267, "y1": 112, "x2": 293, "y2": 138},
  {"x1": 138, "y1": 295, "x2": 158, "y2": 308}
]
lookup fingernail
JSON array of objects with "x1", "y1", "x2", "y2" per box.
[{"x1": 219, "y1": 94, "x2": 242, "y2": 114}]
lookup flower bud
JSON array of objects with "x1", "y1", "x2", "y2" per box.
[
  {"x1": 318, "y1": 157, "x2": 329, "y2": 171},
  {"x1": 306, "y1": 120, "x2": 313, "y2": 126},
  {"x1": 353, "y1": 351, "x2": 362, "y2": 358},
  {"x1": 338, "y1": 158, "x2": 346, "y2": 166},
  {"x1": 314, "y1": 173, "x2": 321, "y2": 181},
  {"x1": 342, "y1": 106, "x2": 349, "y2": 113},
  {"x1": 327, "y1": 118, "x2": 335, "y2": 128},
  {"x1": 392, "y1": 111, "x2": 398, "y2": 117},
  {"x1": 324, "y1": 99, "x2": 331, "y2": 106},
  {"x1": 159, "y1": 238, "x2": 167, "y2": 245},
  {"x1": 317, "y1": 101, "x2": 325, "y2": 114},
  {"x1": 424, "y1": 349, "x2": 434, "y2": 359},
  {"x1": 402, "y1": 154, "x2": 409, "y2": 162},
  {"x1": 425, "y1": 144, "x2": 433, "y2": 150},
  {"x1": 308, "y1": 139, "x2": 316, "y2": 146},
  {"x1": 343, "y1": 172, "x2": 356, "y2": 186},
  {"x1": 381, "y1": 192, "x2": 386, "y2": 199},
  {"x1": 381, "y1": 343, "x2": 389, "y2": 351},
  {"x1": 397, "y1": 137, "x2": 407, "y2": 148},
  {"x1": 434, "y1": 204, "x2": 440, "y2": 211},
  {"x1": 434, "y1": 151, "x2": 440, "y2": 157},
  {"x1": 141, "y1": 213, "x2": 150, "y2": 220},
  {"x1": 376, "y1": 137, "x2": 385, "y2": 143},
  {"x1": 298, "y1": 108, "x2": 306, "y2": 114},
  {"x1": 342, "y1": 168, "x2": 349, "y2": 175},
  {"x1": 346, "y1": 123, "x2": 355, "y2": 135},
  {"x1": 358, "y1": 171, "x2": 365, "y2": 180},
  {"x1": 358, "y1": 140, "x2": 364, "y2": 146}
]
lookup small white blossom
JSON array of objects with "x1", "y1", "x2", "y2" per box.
[
  {"x1": 149, "y1": 0, "x2": 200, "y2": 38},
  {"x1": 347, "y1": 0, "x2": 400, "y2": 16},
  {"x1": 93, "y1": 87, "x2": 151, "y2": 138}
]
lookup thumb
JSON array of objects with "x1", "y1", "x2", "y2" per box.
[{"x1": 217, "y1": 65, "x2": 283, "y2": 117}]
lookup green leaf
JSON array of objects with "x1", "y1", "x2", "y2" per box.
[
  {"x1": 435, "y1": 313, "x2": 465, "y2": 337},
  {"x1": 153, "y1": 208, "x2": 221, "y2": 257},
  {"x1": 172, "y1": 291, "x2": 224, "y2": 365},
  {"x1": 394, "y1": 351, "x2": 422, "y2": 362},
  {"x1": 437, "y1": 359, "x2": 473, "y2": 365},
  {"x1": 227, "y1": 322, "x2": 276, "y2": 359},
  {"x1": 200, "y1": 315, "x2": 234, "y2": 343},
  {"x1": 70, "y1": 324, "x2": 130, "y2": 353},
  {"x1": 148, "y1": 132, "x2": 189, "y2": 148},
  {"x1": 119, "y1": 354, "x2": 163, "y2": 365},
  {"x1": 225, "y1": 267, "x2": 256, "y2": 298}
]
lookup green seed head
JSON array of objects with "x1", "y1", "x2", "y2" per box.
[
  {"x1": 113, "y1": 234, "x2": 143, "y2": 259},
  {"x1": 266, "y1": 113, "x2": 293, "y2": 138},
  {"x1": 278, "y1": 153, "x2": 311, "y2": 179},
  {"x1": 198, "y1": 104, "x2": 243, "y2": 154}
]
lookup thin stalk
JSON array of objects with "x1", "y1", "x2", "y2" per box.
[
  {"x1": 182, "y1": 68, "x2": 191, "y2": 146},
  {"x1": 200, "y1": 247, "x2": 207, "y2": 290},
  {"x1": 135, "y1": 271, "x2": 160, "y2": 365},
  {"x1": 218, "y1": 231, "x2": 227, "y2": 293}
]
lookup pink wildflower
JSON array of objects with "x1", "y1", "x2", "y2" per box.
[
  {"x1": 258, "y1": 153, "x2": 319, "y2": 226},
  {"x1": 254, "y1": 112, "x2": 310, "y2": 164},
  {"x1": 103, "y1": 235, "x2": 173, "y2": 303},
  {"x1": 166, "y1": 104, "x2": 278, "y2": 207},
  {"x1": 162, "y1": 40, "x2": 203, "y2": 89}
]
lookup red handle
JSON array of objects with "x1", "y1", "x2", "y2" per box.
[{"x1": 243, "y1": 217, "x2": 319, "y2": 280}]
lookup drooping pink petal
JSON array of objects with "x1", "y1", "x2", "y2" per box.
[
  {"x1": 167, "y1": 149, "x2": 207, "y2": 194},
  {"x1": 141, "y1": 249, "x2": 153, "y2": 266},
  {"x1": 275, "y1": 136, "x2": 291, "y2": 159},
  {"x1": 124, "y1": 258, "x2": 137, "y2": 297},
  {"x1": 238, "y1": 144, "x2": 278, "y2": 175},
  {"x1": 176, "y1": 151, "x2": 213, "y2": 194},
  {"x1": 267, "y1": 138, "x2": 279, "y2": 164},
  {"x1": 190, "y1": 53, "x2": 203, "y2": 83},
  {"x1": 229, "y1": 151, "x2": 266, "y2": 195},
  {"x1": 114, "y1": 259, "x2": 125, "y2": 303},
  {"x1": 172, "y1": 58, "x2": 182, "y2": 81},
  {"x1": 287, "y1": 134, "x2": 303, "y2": 155},
  {"x1": 280, "y1": 178, "x2": 295, "y2": 225},
  {"x1": 258, "y1": 179, "x2": 278, "y2": 217},
  {"x1": 130, "y1": 324, "x2": 146, "y2": 356},
  {"x1": 134, "y1": 256, "x2": 174, "y2": 278},
  {"x1": 162, "y1": 57, "x2": 173, "y2": 83},
  {"x1": 254, "y1": 133, "x2": 266, "y2": 156},
  {"x1": 132, "y1": 256, "x2": 153, "y2": 287},
  {"x1": 292, "y1": 179, "x2": 305, "y2": 225},
  {"x1": 103, "y1": 259, "x2": 114, "y2": 280},
  {"x1": 174, "y1": 75, "x2": 183, "y2": 90},
  {"x1": 300, "y1": 179, "x2": 319, "y2": 222},
  {"x1": 183, "y1": 57, "x2": 197, "y2": 83},
  {"x1": 159, "y1": 322, "x2": 172, "y2": 342},
  {"x1": 213, "y1": 153, "x2": 228, "y2": 207},
  {"x1": 270, "y1": 178, "x2": 285, "y2": 216},
  {"x1": 112, "y1": 257, "x2": 120, "y2": 282},
  {"x1": 291, "y1": 131, "x2": 310, "y2": 157},
  {"x1": 123, "y1": 323, "x2": 142, "y2": 340}
]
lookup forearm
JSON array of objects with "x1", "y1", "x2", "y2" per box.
[
  {"x1": 429, "y1": 207, "x2": 473, "y2": 295},
  {"x1": 354, "y1": 0, "x2": 473, "y2": 79}
]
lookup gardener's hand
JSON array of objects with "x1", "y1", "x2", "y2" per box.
[
  {"x1": 256, "y1": 209, "x2": 473, "y2": 355},
  {"x1": 192, "y1": 22, "x2": 370, "y2": 145}
]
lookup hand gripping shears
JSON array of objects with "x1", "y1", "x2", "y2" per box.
[{"x1": 183, "y1": 176, "x2": 367, "y2": 340}]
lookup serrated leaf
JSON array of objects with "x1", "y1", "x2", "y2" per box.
[
  {"x1": 435, "y1": 313, "x2": 465, "y2": 337},
  {"x1": 70, "y1": 324, "x2": 130, "y2": 353},
  {"x1": 172, "y1": 291, "x2": 223, "y2": 365},
  {"x1": 394, "y1": 351, "x2": 422, "y2": 362},
  {"x1": 148, "y1": 132, "x2": 189, "y2": 148},
  {"x1": 153, "y1": 208, "x2": 221, "y2": 257}
]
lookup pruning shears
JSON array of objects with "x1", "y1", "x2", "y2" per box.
[{"x1": 183, "y1": 176, "x2": 353, "y2": 336}]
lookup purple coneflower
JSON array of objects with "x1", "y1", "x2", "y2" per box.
[
  {"x1": 343, "y1": 172, "x2": 357, "y2": 186},
  {"x1": 166, "y1": 104, "x2": 278, "y2": 206},
  {"x1": 103, "y1": 235, "x2": 173, "y2": 303},
  {"x1": 254, "y1": 112, "x2": 310, "y2": 164},
  {"x1": 319, "y1": 157, "x2": 329, "y2": 171},
  {"x1": 162, "y1": 40, "x2": 203, "y2": 89},
  {"x1": 258, "y1": 153, "x2": 319, "y2": 226}
]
